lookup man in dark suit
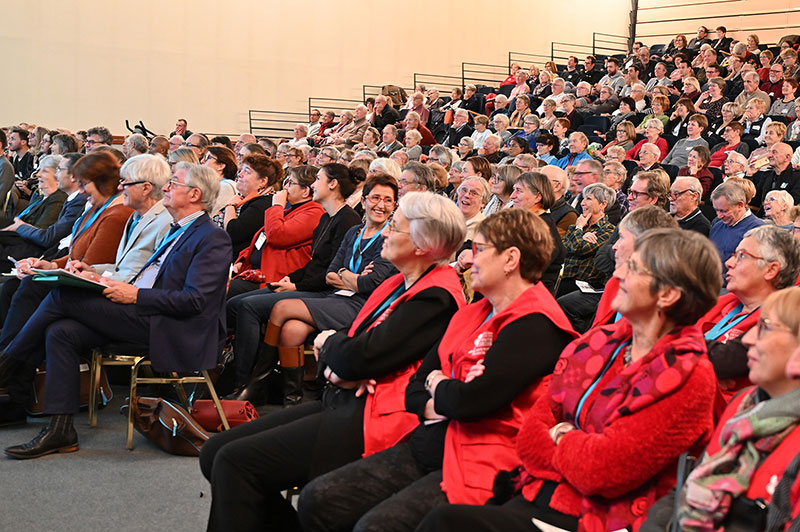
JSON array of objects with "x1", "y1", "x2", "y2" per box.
[
  {"x1": 0, "y1": 163, "x2": 232, "y2": 459},
  {"x1": 443, "y1": 109, "x2": 474, "y2": 148}
]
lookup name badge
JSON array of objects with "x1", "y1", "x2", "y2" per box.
[
  {"x1": 783, "y1": 108, "x2": 789, "y2": 114},
  {"x1": 255, "y1": 232, "x2": 266, "y2": 250},
  {"x1": 781, "y1": 182, "x2": 789, "y2": 189}
]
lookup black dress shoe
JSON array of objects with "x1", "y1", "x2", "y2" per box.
[
  {"x1": 5, "y1": 415, "x2": 78, "y2": 459},
  {"x1": 0, "y1": 395, "x2": 27, "y2": 428}
]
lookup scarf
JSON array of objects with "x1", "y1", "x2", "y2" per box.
[{"x1": 680, "y1": 386, "x2": 800, "y2": 531}]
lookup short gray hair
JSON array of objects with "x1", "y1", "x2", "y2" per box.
[
  {"x1": 369, "y1": 157, "x2": 401, "y2": 179},
  {"x1": 459, "y1": 176, "x2": 492, "y2": 205},
  {"x1": 402, "y1": 161, "x2": 435, "y2": 191},
  {"x1": 169, "y1": 148, "x2": 199, "y2": 165},
  {"x1": 745, "y1": 225, "x2": 800, "y2": 289},
  {"x1": 583, "y1": 182, "x2": 616, "y2": 206},
  {"x1": 121, "y1": 154, "x2": 170, "y2": 200},
  {"x1": 429, "y1": 144, "x2": 454, "y2": 167},
  {"x1": 726, "y1": 151, "x2": 748, "y2": 166},
  {"x1": 127, "y1": 133, "x2": 149, "y2": 154},
  {"x1": 399, "y1": 191, "x2": 467, "y2": 264},
  {"x1": 37, "y1": 154, "x2": 62, "y2": 172},
  {"x1": 673, "y1": 176, "x2": 702, "y2": 205},
  {"x1": 618, "y1": 204, "x2": 678, "y2": 236},
  {"x1": 765, "y1": 189, "x2": 794, "y2": 209},
  {"x1": 642, "y1": 142, "x2": 662, "y2": 158},
  {"x1": 175, "y1": 163, "x2": 220, "y2": 214},
  {"x1": 645, "y1": 118, "x2": 664, "y2": 132},
  {"x1": 711, "y1": 180, "x2": 747, "y2": 205}
]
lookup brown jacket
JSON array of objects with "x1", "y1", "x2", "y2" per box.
[{"x1": 55, "y1": 203, "x2": 134, "y2": 268}]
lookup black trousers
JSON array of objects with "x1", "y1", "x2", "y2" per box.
[
  {"x1": 0, "y1": 275, "x2": 52, "y2": 348},
  {"x1": 556, "y1": 290, "x2": 602, "y2": 334},
  {"x1": 298, "y1": 442, "x2": 447, "y2": 532},
  {"x1": 200, "y1": 388, "x2": 366, "y2": 532},
  {"x1": 414, "y1": 495, "x2": 554, "y2": 532},
  {"x1": 4, "y1": 287, "x2": 150, "y2": 414}
]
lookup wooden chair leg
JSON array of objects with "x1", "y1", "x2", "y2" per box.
[
  {"x1": 203, "y1": 370, "x2": 230, "y2": 430},
  {"x1": 88, "y1": 351, "x2": 101, "y2": 427}
]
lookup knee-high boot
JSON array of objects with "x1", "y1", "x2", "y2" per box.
[
  {"x1": 278, "y1": 345, "x2": 305, "y2": 406},
  {"x1": 227, "y1": 322, "x2": 281, "y2": 404}
]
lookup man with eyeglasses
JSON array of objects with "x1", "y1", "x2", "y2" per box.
[
  {"x1": 184, "y1": 133, "x2": 209, "y2": 159},
  {"x1": 85, "y1": 126, "x2": 113, "y2": 153},
  {"x1": 0, "y1": 163, "x2": 232, "y2": 455},
  {"x1": 761, "y1": 62, "x2": 785, "y2": 100},
  {"x1": 670, "y1": 176, "x2": 711, "y2": 235},
  {"x1": 709, "y1": 180, "x2": 766, "y2": 279},
  {"x1": 397, "y1": 162, "x2": 434, "y2": 198}
]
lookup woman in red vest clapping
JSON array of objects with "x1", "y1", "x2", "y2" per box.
[
  {"x1": 296, "y1": 209, "x2": 578, "y2": 532},
  {"x1": 418, "y1": 229, "x2": 722, "y2": 532}
]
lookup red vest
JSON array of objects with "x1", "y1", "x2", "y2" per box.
[
  {"x1": 697, "y1": 293, "x2": 760, "y2": 408},
  {"x1": 438, "y1": 283, "x2": 577, "y2": 504},
  {"x1": 354, "y1": 266, "x2": 465, "y2": 457},
  {"x1": 707, "y1": 387, "x2": 800, "y2": 502}
]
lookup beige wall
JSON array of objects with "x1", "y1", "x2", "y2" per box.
[{"x1": 2, "y1": 0, "x2": 631, "y2": 137}]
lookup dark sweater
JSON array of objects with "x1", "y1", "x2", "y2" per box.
[
  {"x1": 288, "y1": 204, "x2": 362, "y2": 292},
  {"x1": 677, "y1": 208, "x2": 711, "y2": 236},
  {"x1": 226, "y1": 195, "x2": 272, "y2": 261}
]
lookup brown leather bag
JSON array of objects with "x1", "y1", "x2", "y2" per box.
[
  {"x1": 129, "y1": 397, "x2": 209, "y2": 456},
  {"x1": 28, "y1": 359, "x2": 112, "y2": 415},
  {"x1": 191, "y1": 399, "x2": 258, "y2": 432}
]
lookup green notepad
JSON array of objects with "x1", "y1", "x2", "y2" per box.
[{"x1": 32, "y1": 270, "x2": 107, "y2": 293}]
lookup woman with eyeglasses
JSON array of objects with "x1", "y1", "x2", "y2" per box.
[
  {"x1": 416, "y1": 228, "x2": 722, "y2": 532},
  {"x1": 202, "y1": 192, "x2": 466, "y2": 532},
  {"x1": 764, "y1": 190, "x2": 796, "y2": 230},
  {"x1": 643, "y1": 286, "x2": 800, "y2": 532},
  {"x1": 264, "y1": 174, "x2": 399, "y2": 403},
  {"x1": 221, "y1": 154, "x2": 283, "y2": 260},
  {"x1": 226, "y1": 163, "x2": 361, "y2": 404},
  {"x1": 696, "y1": 225, "x2": 800, "y2": 408},
  {"x1": 296, "y1": 209, "x2": 577, "y2": 532}
]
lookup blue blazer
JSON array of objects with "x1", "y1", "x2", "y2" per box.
[
  {"x1": 16, "y1": 192, "x2": 88, "y2": 249},
  {"x1": 135, "y1": 212, "x2": 232, "y2": 372}
]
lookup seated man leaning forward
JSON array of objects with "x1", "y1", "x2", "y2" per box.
[{"x1": 0, "y1": 163, "x2": 232, "y2": 459}]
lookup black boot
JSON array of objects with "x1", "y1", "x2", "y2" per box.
[
  {"x1": 278, "y1": 346, "x2": 305, "y2": 406},
  {"x1": 224, "y1": 343, "x2": 278, "y2": 405},
  {"x1": 5, "y1": 414, "x2": 79, "y2": 459},
  {"x1": 0, "y1": 392, "x2": 27, "y2": 427}
]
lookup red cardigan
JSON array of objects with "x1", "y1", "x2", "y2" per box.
[
  {"x1": 626, "y1": 137, "x2": 668, "y2": 162},
  {"x1": 516, "y1": 323, "x2": 716, "y2": 531},
  {"x1": 235, "y1": 200, "x2": 325, "y2": 287}
]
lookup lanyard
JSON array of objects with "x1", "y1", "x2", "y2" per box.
[
  {"x1": 367, "y1": 282, "x2": 407, "y2": 324},
  {"x1": 140, "y1": 223, "x2": 190, "y2": 270},
  {"x1": 614, "y1": 312, "x2": 623, "y2": 323},
  {"x1": 574, "y1": 339, "x2": 630, "y2": 430},
  {"x1": 71, "y1": 194, "x2": 118, "y2": 245},
  {"x1": 17, "y1": 196, "x2": 44, "y2": 218},
  {"x1": 349, "y1": 222, "x2": 388, "y2": 272},
  {"x1": 704, "y1": 303, "x2": 757, "y2": 341},
  {"x1": 127, "y1": 214, "x2": 141, "y2": 241}
]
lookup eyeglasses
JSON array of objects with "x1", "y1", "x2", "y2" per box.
[
  {"x1": 202, "y1": 154, "x2": 218, "y2": 164},
  {"x1": 365, "y1": 194, "x2": 395, "y2": 206},
  {"x1": 120, "y1": 180, "x2": 148, "y2": 188},
  {"x1": 628, "y1": 189, "x2": 649, "y2": 199},
  {"x1": 729, "y1": 249, "x2": 770, "y2": 264},
  {"x1": 283, "y1": 178, "x2": 300, "y2": 188},
  {"x1": 791, "y1": 225, "x2": 800, "y2": 234},
  {"x1": 183, "y1": 142, "x2": 200, "y2": 149},
  {"x1": 387, "y1": 219, "x2": 410, "y2": 234},
  {"x1": 624, "y1": 257, "x2": 654, "y2": 277},
  {"x1": 166, "y1": 178, "x2": 195, "y2": 190},
  {"x1": 85, "y1": 139, "x2": 99, "y2": 146},
  {"x1": 668, "y1": 189, "x2": 695, "y2": 199},
  {"x1": 757, "y1": 316, "x2": 792, "y2": 339},
  {"x1": 471, "y1": 241, "x2": 496, "y2": 255},
  {"x1": 457, "y1": 186, "x2": 483, "y2": 199}
]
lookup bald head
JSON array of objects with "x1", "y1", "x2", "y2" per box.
[
  {"x1": 540, "y1": 165, "x2": 569, "y2": 198},
  {"x1": 168, "y1": 135, "x2": 184, "y2": 153},
  {"x1": 769, "y1": 142, "x2": 794, "y2": 171},
  {"x1": 149, "y1": 136, "x2": 169, "y2": 158}
]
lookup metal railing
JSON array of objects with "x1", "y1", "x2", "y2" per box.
[
  {"x1": 592, "y1": 32, "x2": 630, "y2": 57},
  {"x1": 413, "y1": 72, "x2": 462, "y2": 91},
  {"x1": 461, "y1": 62, "x2": 509, "y2": 89},
  {"x1": 307, "y1": 97, "x2": 362, "y2": 117},
  {"x1": 362, "y1": 84, "x2": 415, "y2": 102},
  {"x1": 508, "y1": 51, "x2": 554, "y2": 69},
  {"x1": 247, "y1": 110, "x2": 306, "y2": 138}
]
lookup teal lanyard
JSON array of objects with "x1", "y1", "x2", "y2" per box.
[
  {"x1": 126, "y1": 214, "x2": 141, "y2": 241},
  {"x1": 704, "y1": 303, "x2": 756, "y2": 341},
  {"x1": 18, "y1": 195, "x2": 44, "y2": 218},
  {"x1": 574, "y1": 339, "x2": 630, "y2": 430},
  {"x1": 614, "y1": 312, "x2": 622, "y2": 323},
  {"x1": 349, "y1": 222, "x2": 388, "y2": 272},
  {"x1": 367, "y1": 282, "x2": 407, "y2": 324},
  {"x1": 71, "y1": 194, "x2": 119, "y2": 246},
  {"x1": 140, "y1": 223, "x2": 190, "y2": 270}
]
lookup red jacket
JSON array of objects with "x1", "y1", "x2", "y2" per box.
[
  {"x1": 356, "y1": 266, "x2": 465, "y2": 457},
  {"x1": 235, "y1": 201, "x2": 324, "y2": 287},
  {"x1": 517, "y1": 322, "x2": 716, "y2": 532},
  {"x1": 439, "y1": 283, "x2": 577, "y2": 505}
]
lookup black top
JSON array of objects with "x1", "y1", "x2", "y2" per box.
[
  {"x1": 677, "y1": 208, "x2": 712, "y2": 236},
  {"x1": 321, "y1": 286, "x2": 460, "y2": 382},
  {"x1": 404, "y1": 314, "x2": 573, "y2": 471},
  {"x1": 373, "y1": 107, "x2": 400, "y2": 133},
  {"x1": 753, "y1": 166, "x2": 800, "y2": 213},
  {"x1": 288, "y1": 204, "x2": 362, "y2": 292},
  {"x1": 226, "y1": 195, "x2": 273, "y2": 261},
  {"x1": 540, "y1": 212, "x2": 565, "y2": 293}
]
